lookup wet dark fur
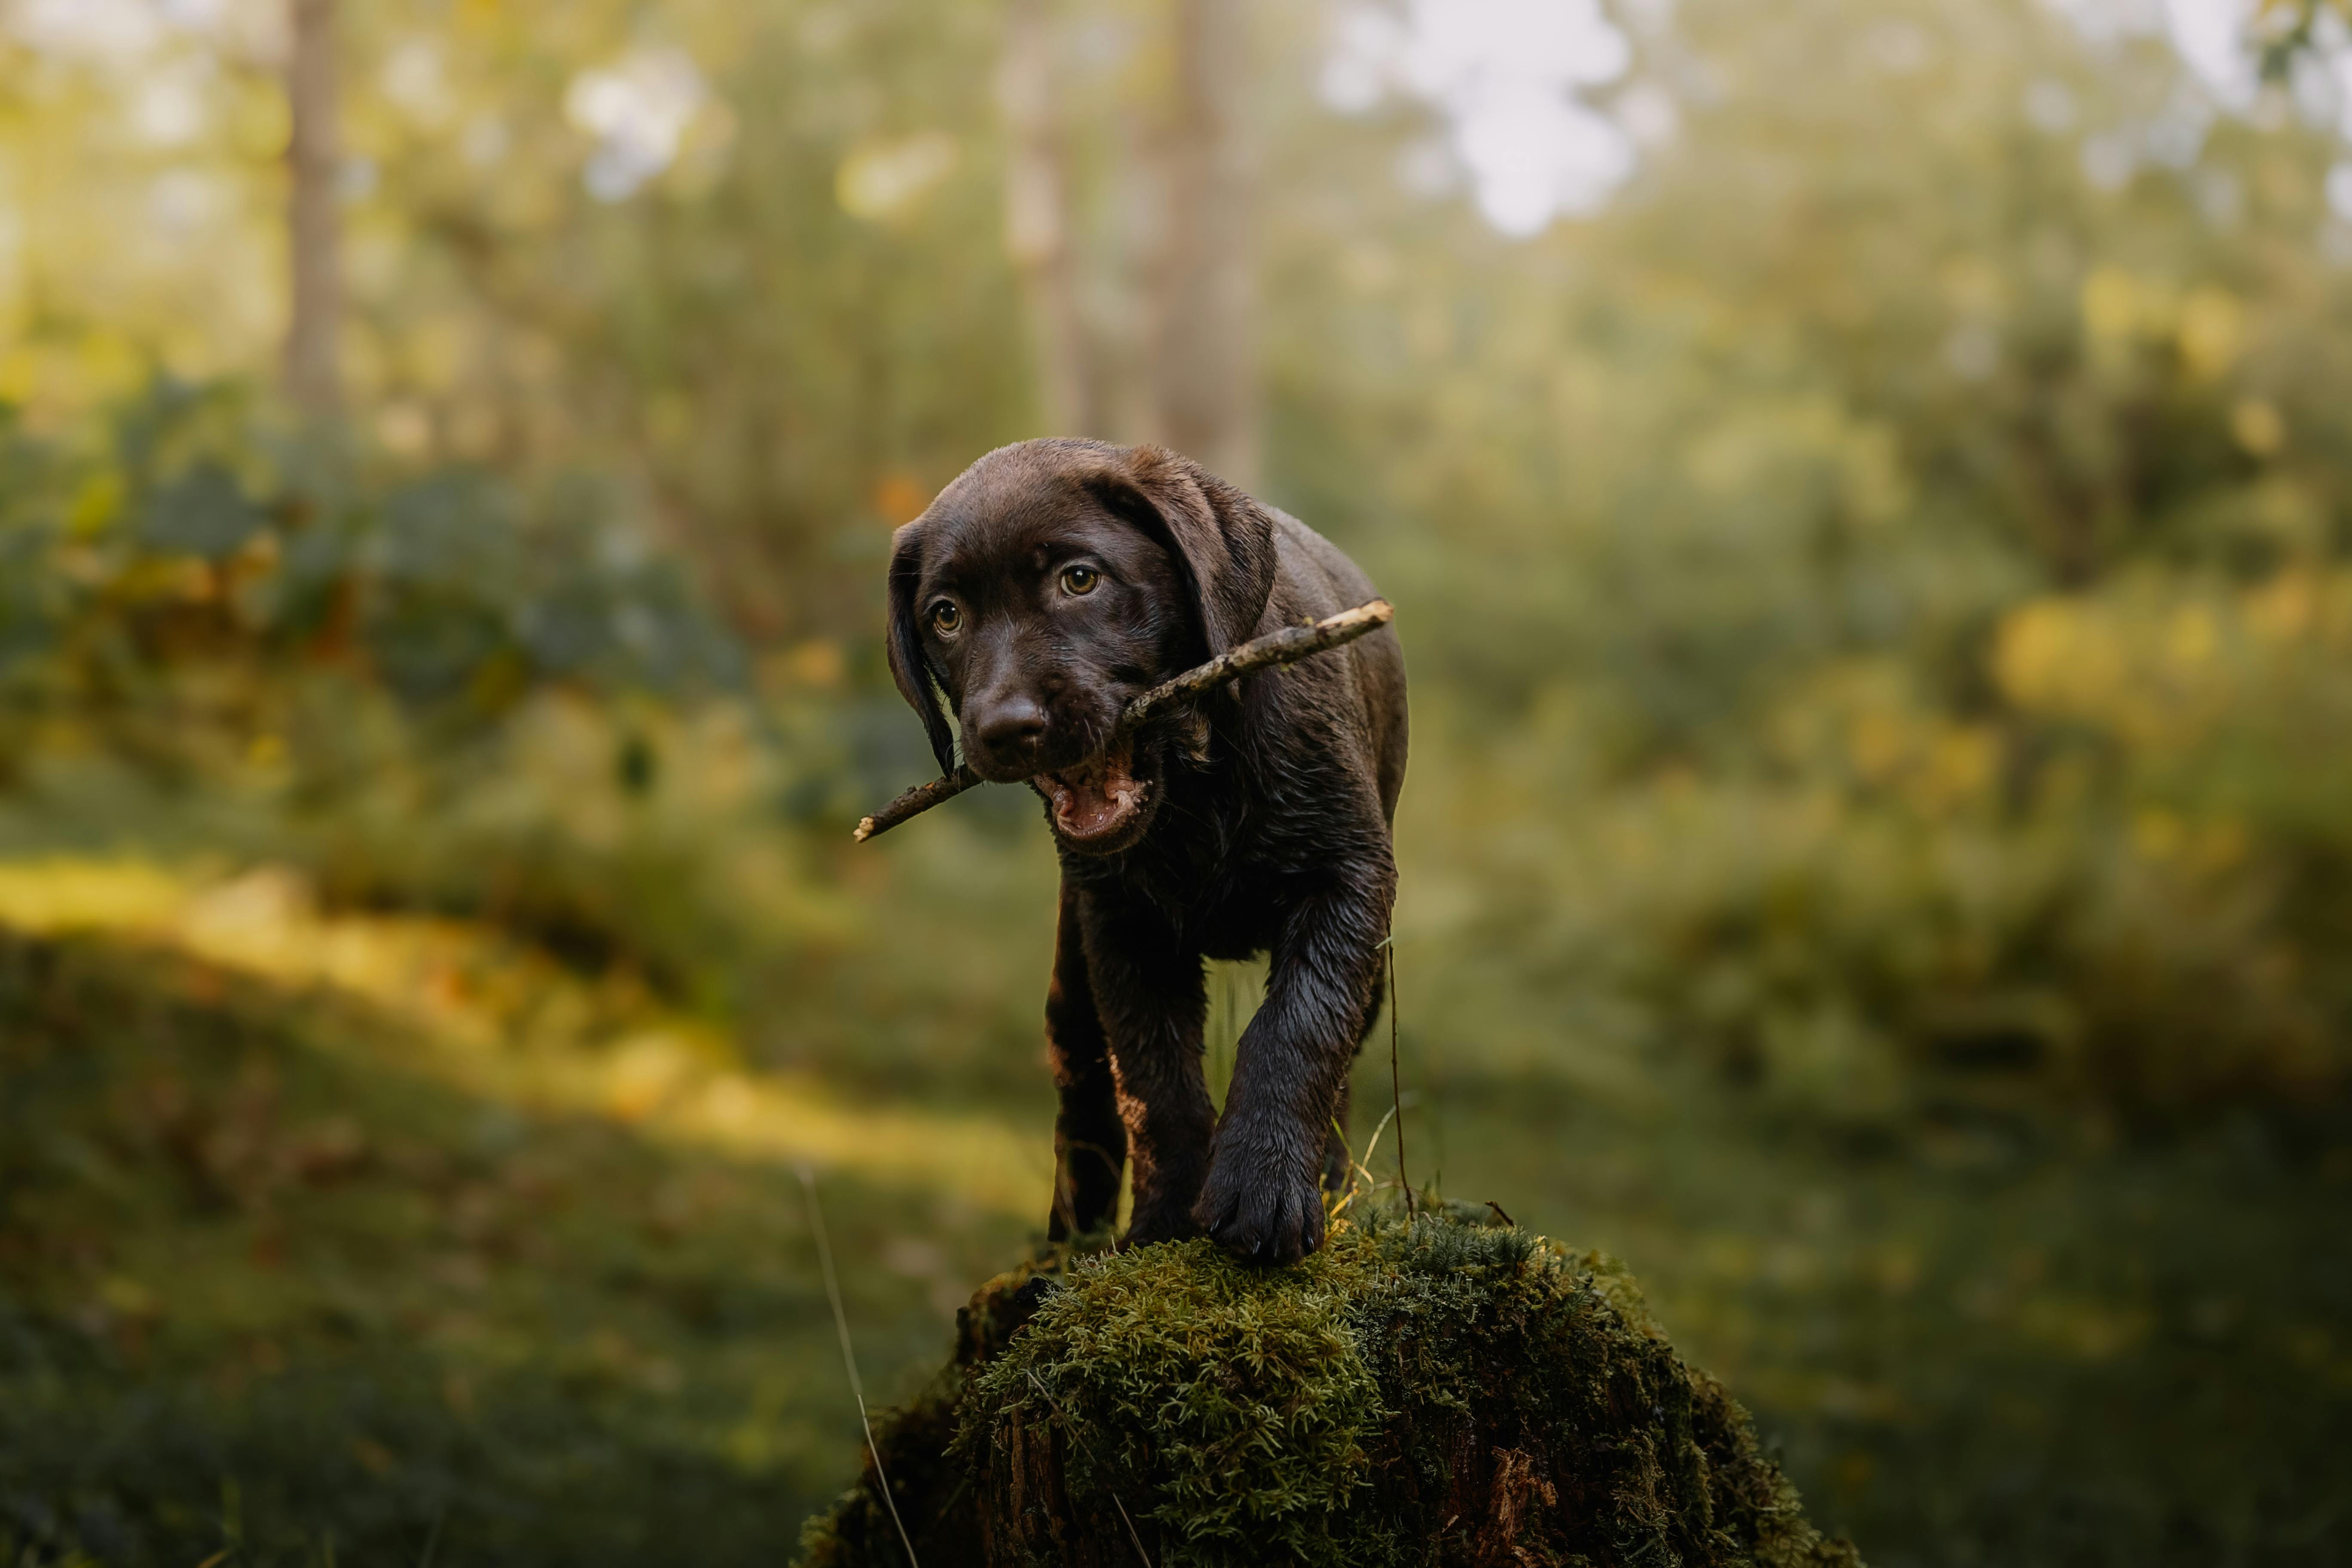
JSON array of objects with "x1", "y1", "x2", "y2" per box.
[{"x1": 886, "y1": 439, "x2": 1406, "y2": 1263}]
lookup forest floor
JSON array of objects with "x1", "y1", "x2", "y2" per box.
[{"x1": 1, "y1": 854, "x2": 2347, "y2": 1567}]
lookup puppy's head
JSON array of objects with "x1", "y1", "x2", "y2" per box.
[{"x1": 886, "y1": 439, "x2": 1276, "y2": 855}]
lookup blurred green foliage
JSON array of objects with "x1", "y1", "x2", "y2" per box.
[
  {"x1": 4, "y1": 0, "x2": 2352, "y2": 1562},
  {"x1": 4, "y1": 0, "x2": 2352, "y2": 1119},
  {"x1": 1278, "y1": 0, "x2": 2352, "y2": 1120},
  {"x1": 0, "y1": 377, "x2": 737, "y2": 776}
]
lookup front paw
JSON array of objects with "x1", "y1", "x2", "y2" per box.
[{"x1": 1194, "y1": 1130, "x2": 1325, "y2": 1265}]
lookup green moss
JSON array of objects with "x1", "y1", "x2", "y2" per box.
[
  {"x1": 791, "y1": 1367, "x2": 973, "y2": 1568},
  {"x1": 976, "y1": 1238, "x2": 1382, "y2": 1562},
  {"x1": 794, "y1": 1237, "x2": 1109, "y2": 1568},
  {"x1": 797, "y1": 1202, "x2": 1860, "y2": 1568}
]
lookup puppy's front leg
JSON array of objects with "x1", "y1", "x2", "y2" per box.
[
  {"x1": 1046, "y1": 878, "x2": 1126, "y2": 1240},
  {"x1": 1077, "y1": 894, "x2": 1214, "y2": 1247},
  {"x1": 1197, "y1": 879, "x2": 1391, "y2": 1265}
]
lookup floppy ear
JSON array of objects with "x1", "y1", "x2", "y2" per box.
[
  {"x1": 1086, "y1": 446, "x2": 1277, "y2": 657},
  {"x1": 885, "y1": 520, "x2": 957, "y2": 776}
]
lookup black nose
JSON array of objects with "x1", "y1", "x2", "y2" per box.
[{"x1": 973, "y1": 696, "x2": 1047, "y2": 759}]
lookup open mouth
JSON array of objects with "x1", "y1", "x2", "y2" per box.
[{"x1": 1034, "y1": 741, "x2": 1150, "y2": 844}]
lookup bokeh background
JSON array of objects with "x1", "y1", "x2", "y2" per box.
[{"x1": 4, "y1": 0, "x2": 2351, "y2": 1562}]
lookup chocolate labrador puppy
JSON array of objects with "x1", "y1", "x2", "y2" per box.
[{"x1": 886, "y1": 438, "x2": 1406, "y2": 1265}]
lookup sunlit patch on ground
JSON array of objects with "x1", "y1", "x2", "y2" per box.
[
  {"x1": 5, "y1": 852, "x2": 2351, "y2": 1565},
  {"x1": 0, "y1": 879, "x2": 1041, "y2": 1566},
  {"x1": 0, "y1": 856, "x2": 1051, "y2": 1217}
]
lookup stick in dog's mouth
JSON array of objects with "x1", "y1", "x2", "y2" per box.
[
  {"x1": 1034, "y1": 741, "x2": 1149, "y2": 841},
  {"x1": 854, "y1": 599, "x2": 1392, "y2": 844}
]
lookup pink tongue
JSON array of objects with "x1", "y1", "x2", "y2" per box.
[
  {"x1": 1058, "y1": 779, "x2": 1124, "y2": 837},
  {"x1": 1044, "y1": 754, "x2": 1144, "y2": 838}
]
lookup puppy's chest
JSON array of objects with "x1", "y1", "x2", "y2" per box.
[
  {"x1": 1099, "y1": 835, "x2": 1296, "y2": 960},
  {"x1": 1172, "y1": 874, "x2": 1285, "y2": 962},
  {"x1": 1078, "y1": 748, "x2": 1341, "y2": 955}
]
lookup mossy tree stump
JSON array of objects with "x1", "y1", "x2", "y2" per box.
[{"x1": 799, "y1": 1203, "x2": 1860, "y2": 1568}]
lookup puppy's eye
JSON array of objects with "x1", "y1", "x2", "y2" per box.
[
  {"x1": 929, "y1": 601, "x2": 962, "y2": 636},
  {"x1": 1059, "y1": 565, "x2": 1099, "y2": 597}
]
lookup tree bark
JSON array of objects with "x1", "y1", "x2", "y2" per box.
[
  {"x1": 1150, "y1": 0, "x2": 1256, "y2": 487},
  {"x1": 1000, "y1": 0, "x2": 1107, "y2": 438},
  {"x1": 285, "y1": 0, "x2": 342, "y2": 419}
]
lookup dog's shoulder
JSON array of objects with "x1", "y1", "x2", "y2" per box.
[
  {"x1": 1262, "y1": 507, "x2": 1378, "y2": 625},
  {"x1": 1234, "y1": 507, "x2": 1407, "y2": 822},
  {"x1": 1259, "y1": 507, "x2": 1401, "y2": 696}
]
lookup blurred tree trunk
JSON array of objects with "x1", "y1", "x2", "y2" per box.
[
  {"x1": 1000, "y1": 0, "x2": 1108, "y2": 438},
  {"x1": 1149, "y1": 0, "x2": 1256, "y2": 487},
  {"x1": 285, "y1": 0, "x2": 342, "y2": 419}
]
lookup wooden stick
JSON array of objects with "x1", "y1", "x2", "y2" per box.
[
  {"x1": 1119, "y1": 597, "x2": 1393, "y2": 731},
  {"x1": 851, "y1": 765, "x2": 982, "y2": 843},
  {"x1": 852, "y1": 597, "x2": 1393, "y2": 843}
]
